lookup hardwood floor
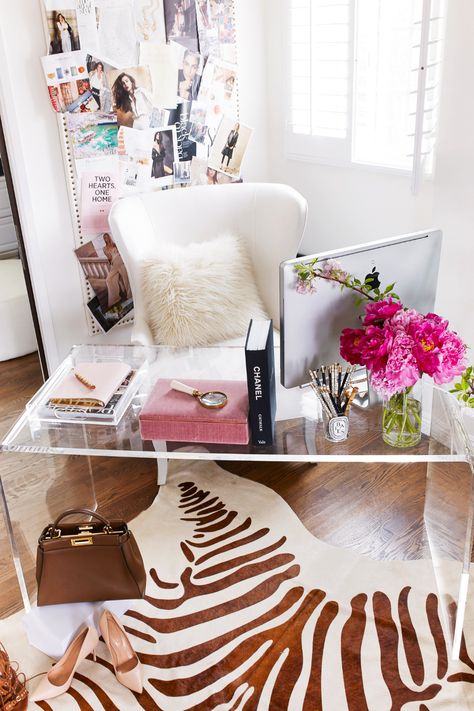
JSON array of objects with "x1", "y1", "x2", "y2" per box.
[{"x1": 0, "y1": 352, "x2": 469, "y2": 619}]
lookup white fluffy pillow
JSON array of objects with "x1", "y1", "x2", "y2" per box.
[{"x1": 141, "y1": 234, "x2": 268, "y2": 347}]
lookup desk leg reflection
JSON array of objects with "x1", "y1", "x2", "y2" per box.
[
  {"x1": 0, "y1": 474, "x2": 31, "y2": 613},
  {"x1": 152, "y1": 440, "x2": 168, "y2": 485}
]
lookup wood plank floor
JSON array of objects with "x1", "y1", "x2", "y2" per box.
[{"x1": 0, "y1": 352, "x2": 470, "y2": 619}]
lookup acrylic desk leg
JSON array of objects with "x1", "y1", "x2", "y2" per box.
[
  {"x1": 0, "y1": 474, "x2": 31, "y2": 613},
  {"x1": 152, "y1": 440, "x2": 168, "y2": 485}
]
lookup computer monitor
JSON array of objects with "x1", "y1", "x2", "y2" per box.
[{"x1": 279, "y1": 229, "x2": 442, "y2": 388}]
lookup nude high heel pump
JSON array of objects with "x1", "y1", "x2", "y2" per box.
[
  {"x1": 99, "y1": 609, "x2": 143, "y2": 694},
  {"x1": 30, "y1": 626, "x2": 98, "y2": 703}
]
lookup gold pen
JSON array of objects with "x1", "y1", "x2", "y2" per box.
[
  {"x1": 73, "y1": 370, "x2": 96, "y2": 390},
  {"x1": 344, "y1": 387, "x2": 359, "y2": 416}
]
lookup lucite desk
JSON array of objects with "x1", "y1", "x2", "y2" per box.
[{"x1": 1, "y1": 344, "x2": 473, "y2": 659}]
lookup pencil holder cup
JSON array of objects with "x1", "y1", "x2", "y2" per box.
[{"x1": 323, "y1": 412, "x2": 349, "y2": 442}]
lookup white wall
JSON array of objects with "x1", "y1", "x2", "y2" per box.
[
  {"x1": 264, "y1": 0, "x2": 473, "y2": 350},
  {"x1": 0, "y1": 0, "x2": 268, "y2": 373},
  {"x1": 431, "y1": 1, "x2": 474, "y2": 348}
]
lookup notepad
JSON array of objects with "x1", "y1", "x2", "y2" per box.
[{"x1": 48, "y1": 362, "x2": 132, "y2": 408}]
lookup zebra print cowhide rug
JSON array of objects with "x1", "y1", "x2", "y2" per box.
[{"x1": 4, "y1": 460, "x2": 474, "y2": 710}]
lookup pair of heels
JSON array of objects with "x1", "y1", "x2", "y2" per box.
[{"x1": 30, "y1": 609, "x2": 142, "y2": 702}]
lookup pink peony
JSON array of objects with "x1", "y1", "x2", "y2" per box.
[
  {"x1": 357, "y1": 324, "x2": 392, "y2": 371},
  {"x1": 363, "y1": 298, "x2": 403, "y2": 326},
  {"x1": 409, "y1": 316, "x2": 447, "y2": 376},
  {"x1": 432, "y1": 329, "x2": 467, "y2": 384},
  {"x1": 340, "y1": 328, "x2": 365, "y2": 365},
  {"x1": 369, "y1": 330, "x2": 420, "y2": 397},
  {"x1": 389, "y1": 308, "x2": 423, "y2": 332}
]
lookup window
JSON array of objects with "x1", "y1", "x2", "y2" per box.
[{"x1": 288, "y1": 0, "x2": 446, "y2": 189}]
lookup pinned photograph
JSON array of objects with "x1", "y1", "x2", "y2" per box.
[
  {"x1": 210, "y1": 0, "x2": 237, "y2": 50},
  {"x1": 107, "y1": 66, "x2": 153, "y2": 129},
  {"x1": 97, "y1": 3, "x2": 139, "y2": 67},
  {"x1": 41, "y1": 51, "x2": 98, "y2": 113},
  {"x1": 208, "y1": 117, "x2": 252, "y2": 178},
  {"x1": 80, "y1": 172, "x2": 120, "y2": 235},
  {"x1": 46, "y1": 9, "x2": 80, "y2": 54},
  {"x1": 197, "y1": 57, "x2": 237, "y2": 139},
  {"x1": 187, "y1": 100, "x2": 208, "y2": 143},
  {"x1": 167, "y1": 101, "x2": 197, "y2": 161},
  {"x1": 175, "y1": 44, "x2": 203, "y2": 102},
  {"x1": 118, "y1": 127, "x2": 153, "y2": 189},
  {"x1": 173, "y1": 160, "x2": 191, "y2": 184},
  {"x1": 163, "y1": 0, "x2": 199, "y2": 52},
  {"x1": 196, "y1": 0, "x2": 237, "y2": 62},
  {"x1": 151, "y1": 129, "x2": 176, "y2": 182},
  {"x1": 86, "y1": 55, "x2": 113, "y2": 112},
  {"x1": 140, "y1": 42, "x2": 178, "y2": 108},
  {"x1": 66, "y1": 113, "x2": 118, "y2": 160},
  {"x1": 118, "y1": 126, "x2": 177, "y2": 189},
  {"x1": 150, "y1": 107, "x2": 171, "y2": 128},
  {"x1": 190, "y1": 157, "x2": 236, "y2": 185},
  {"x1": 75, "y1": 233, "x2": 132, "y2": 312},
  {"x1": 134, "y1": 0, "x2": 166, "y2": 43},
  {"x1": 87, "y1": 294, "x2": 133, "y2": 333}
]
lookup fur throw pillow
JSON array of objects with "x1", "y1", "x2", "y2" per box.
[{"x1": 141, "y1": 234, "x2": 268, "y2": 347}]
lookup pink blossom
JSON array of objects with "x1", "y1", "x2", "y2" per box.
[
  {"x1": 363, "y1": 298, "x2": 403, "y2": 326},
  {"x1": 340, "y1": 328, "x2": 365, "y2": 365},
  {"x1": 357, "y1": 324, "x2": 392, "y2": 371},
  {"x1": 321, "y1": 259, "x2": 349, "y2": 283},
  {"x1": 296, "y1": 278, "x2": 316, "y2": 295}
]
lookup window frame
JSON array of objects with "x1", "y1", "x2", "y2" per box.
[{"x1": 285, "y1": 0, "x2": 442, "y2": 180}]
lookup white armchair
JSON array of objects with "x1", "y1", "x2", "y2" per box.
[{"x1": 108, "y1": 182, "x2": 307, "y2": 346}]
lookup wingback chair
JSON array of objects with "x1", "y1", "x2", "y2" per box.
[{"x1": 108, "y1": 183, "x2": 307, "y2": 346}]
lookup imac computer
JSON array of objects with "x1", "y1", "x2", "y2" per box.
[{"x1": 279, "y1": 229, "x2": 443, "y2": 389}]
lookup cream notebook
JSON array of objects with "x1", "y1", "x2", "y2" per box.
[{"x1": 48, "y1": 362, "x2": 131, "y2": 408}]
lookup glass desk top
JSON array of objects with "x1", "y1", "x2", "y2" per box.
[{"x1": 0, "y1": 344, "x2": 470, "y2": 464}]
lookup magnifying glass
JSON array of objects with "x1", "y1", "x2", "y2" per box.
[{"x1": 170, "y1": 380, "x2": 228, "y2": 409}]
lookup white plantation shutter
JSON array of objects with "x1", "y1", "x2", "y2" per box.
[
  {"x1": 410, "y1": 0, "x2": 446, "y2": 193},
  {"x1": 289, "y1": 0, "x2": 352, "y2": 162},
  {"x1": 288, "y1": 0, "x2": 446, "y2": 184},
  {"x1": 290, "y1": 0, "x2": 312, "y2": 135}
]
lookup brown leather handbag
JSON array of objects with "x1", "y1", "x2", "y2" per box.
[{"x1": 36, "y1": 508, "x2": 146, "y2": 606}]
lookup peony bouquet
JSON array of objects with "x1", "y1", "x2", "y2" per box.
[
  {"x1": 295, "y1": 258, "x2": 467, "y2": 446},
  {"x1": 340, "y1": 299, "x2": 466, "y2": 398}
]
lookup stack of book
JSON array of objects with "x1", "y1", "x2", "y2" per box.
[{"x1": 33, "y1": 361, "x2": 141, "y2": 426}]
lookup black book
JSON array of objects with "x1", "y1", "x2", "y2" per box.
[{"x1": 245, "y1": 319, "x2": 276, "y2": 446}]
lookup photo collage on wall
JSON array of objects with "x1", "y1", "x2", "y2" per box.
[{"x1": 40, "y1": 0, "x2": 253, "y2": 332}]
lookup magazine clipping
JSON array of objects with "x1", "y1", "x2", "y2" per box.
[{"x1": 208, "y1": 116, "x2": 253, "y2": 178}]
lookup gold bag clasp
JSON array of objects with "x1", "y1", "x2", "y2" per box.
[{"x1": 71, "y1": 535, "x2": 93, "y2": 547}]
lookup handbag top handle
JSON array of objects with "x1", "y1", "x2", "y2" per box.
[{"x1": 52, "y1": 508, "x2": 113, "y2": 534}]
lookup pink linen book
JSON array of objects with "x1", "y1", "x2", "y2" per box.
[{"x1": 139, "y1": 379, "x2": 249, "y2": 445}]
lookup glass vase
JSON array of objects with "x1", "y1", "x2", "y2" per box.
[{"x1": 382, "y1": 386, "x2": 422, "y2": 448}]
